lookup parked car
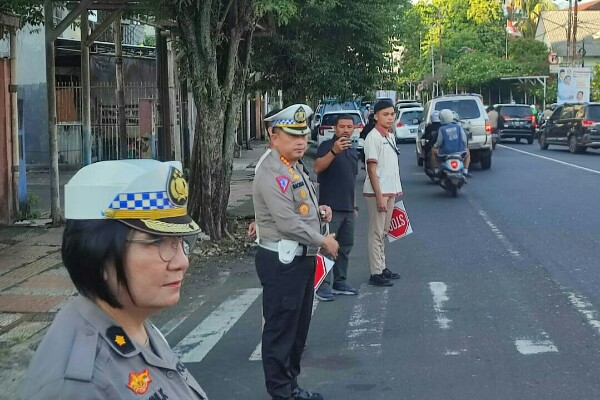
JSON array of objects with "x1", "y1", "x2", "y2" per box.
[
  {"x1": 396, "y1": 99, "x2": 422, "y2": 112},
  {"x1": 317, "y1": 111, "x2": 365, "y2": 160},
  {"x1": 538, "y1": 102, "x2": 600, "y2": 153},
  {"x1": 417, "y1": 94, "x2": 493, "y2": 169},
  {"x1": 394, "y1": 107, "x2": 423, "y2": 143},
  {"x1": 311, "y1": 101, "x2": 359, "y2": 141},
  {"x1": 495, "y1": 104, "x2": 537, "y2": 144}
]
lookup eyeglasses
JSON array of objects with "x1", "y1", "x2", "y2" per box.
[{"x1": 127, "y1": 235, "x2": 197, "y2": 262}]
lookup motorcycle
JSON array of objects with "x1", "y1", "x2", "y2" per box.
[{"x1": 437, "y1": 153, "x2": 466, "y2": 197}]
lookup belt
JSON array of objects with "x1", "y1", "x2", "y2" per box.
[{"x1": 258, "y1": 239, "x2": 320, "y2": 257}]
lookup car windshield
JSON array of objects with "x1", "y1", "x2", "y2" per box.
[
  {"x1": 499, "y1": 106, "x2": 533, "y2": 118},
  {"x1": 587, "y1": 105, "x2": 600, "y2": 121},
  {"x1": 435, "y1": 100, "x2": 481, "y2": 119},
  {"x1": 400, "y1": 110, "x2": 423, "y2": 124},
  {"x1": 321, "y1": 113, "x2": 362, "y2": 126}
]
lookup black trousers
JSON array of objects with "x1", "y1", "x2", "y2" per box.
[{"x1": 255, "y1": 247, "x2": 316, "y2": 398}]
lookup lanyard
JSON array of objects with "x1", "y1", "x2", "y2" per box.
[{"x1": 384, "y1": 134, "x2": 400, "y2": 155}]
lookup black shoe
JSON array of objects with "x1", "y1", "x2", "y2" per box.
[
  {"x1": 369, "y1": 274, "x2": 393, "y2": 287},
  {"x1": 382, "y1": 268, "x2": 400, "y2": 280},
  {"x1": 292, "y1": 387, "x2": 323, "y2": 400}
]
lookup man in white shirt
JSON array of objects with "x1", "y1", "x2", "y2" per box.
[{"x1": 363, "y1": 100, "x2": 403, "y2": 287}]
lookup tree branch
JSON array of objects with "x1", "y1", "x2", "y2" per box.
[{"x1": 215, "y1": 0, "x2": 235, "y2": 38}]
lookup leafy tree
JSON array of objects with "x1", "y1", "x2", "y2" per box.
[
  {"x1": 592, "y1": 64, "x2": 600, "y2": 102},
  {"x1": 508, "y1": 0, "x2": 557, "y2": 39},
  {"x1": 252, "y1": 0, "x2": 405, "y2": 102}
]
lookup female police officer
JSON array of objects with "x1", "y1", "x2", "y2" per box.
[{"x1": 22, "y1": 160, "x2": 207, "y2": 399}]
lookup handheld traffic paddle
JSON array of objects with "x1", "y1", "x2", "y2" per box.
[
  {"x1": 387, "y1": 200, "x2": 413, "y2": 243},
  {"x1": 314, "y1": 253, "x2": 335, "y2": 290}
]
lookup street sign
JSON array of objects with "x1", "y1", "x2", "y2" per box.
[
  {"x1": 314, "y1": 253, "x2": 335, "y2": 290},
  {"x1": 387, "y1": 200, "x2": 413, "y2": 242},
  {"x1": 547, "y1": 51, "x2": 559, "y2": 65}
]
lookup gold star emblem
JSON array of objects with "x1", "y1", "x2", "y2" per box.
[{"x1": 115, "y1": 335, "x2": 126, "y2": 347}]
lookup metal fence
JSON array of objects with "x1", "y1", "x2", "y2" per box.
[{"x1": 55, "y1": 81, "x2": 160, "y2": 165}]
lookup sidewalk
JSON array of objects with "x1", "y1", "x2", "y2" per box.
[{"x1": 0, "y1": 142, "x2": 268, "y2": 395}]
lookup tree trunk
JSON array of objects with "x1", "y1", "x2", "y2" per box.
[{"x1": 176, "y1": 0, "x2": 256, "y2": 240}]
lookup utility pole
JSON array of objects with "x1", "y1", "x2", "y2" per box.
[
  {"x1": 567, "y1": 0, "x2": 572, "y2": 64},
  {"x1": 572, "y1": 0, "x2": 579, "y2": 62},
  {"x1": 114, "y1": 16, "x2": 127, "y2": 160}
]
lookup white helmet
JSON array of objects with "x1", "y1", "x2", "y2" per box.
[
  {"x1": 431, "y1": 110, "x2": 441, "y2": 123},
  {"x1": 439, "y1": 109, "x2": 454, "y2": 125}
]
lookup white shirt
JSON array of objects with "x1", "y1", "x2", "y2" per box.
[{"x1": 363, "y1": 127, "x2": 403, "y2": 197}]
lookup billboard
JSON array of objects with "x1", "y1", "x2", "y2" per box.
[{"x1": 557, "y1": 67, "x2": 591, "y2": 104}]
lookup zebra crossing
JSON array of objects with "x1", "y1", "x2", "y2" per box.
[{"x1": 156, "y1": 280, "x2": 600, "y2": 365}]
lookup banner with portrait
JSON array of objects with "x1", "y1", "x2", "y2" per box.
[{"x1": 557, "y1": 67, "x2": 591, "y2": 104}]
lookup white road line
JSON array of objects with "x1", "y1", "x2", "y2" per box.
[
  {"x1": 499, "y1": 145, "x2": 600, "y2": 175},
  {"x1": 346, "y1": 283, "x2": 389, "y2": 355},
  {"x1": 249, "y1": 296, "x2": 320, "y2": 361},
  {"x1": 567, "y1": 291, "x2": 600, "y2": 334},
  {"x1": 477, "y1": 209, "x2": 521, "y2": 258},
  {"x1": 515, "y1": 337, "x2": 558, "y2": 355},
  {"x1": 160, "y1": 300, "x2": 206, "y2": 337},
  {"x1": 429, "y1": 282, "x2": 452, "y2": 330},
  {"x1": 174, "y1": 288, "x2": 261, "y2": 363}
]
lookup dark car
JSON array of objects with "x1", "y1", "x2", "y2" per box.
[
  {"x1": 496, "y1": 104, "x2": 537, "y2": 144},
  {"x1": 538, "y1": 102, "x2": 600, "y2": 153}
]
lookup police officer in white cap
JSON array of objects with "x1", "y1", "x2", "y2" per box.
[
  {"x1": 22, "y1": 160, "x2": 208, "y2": 399},
  {"x1": 254, "y1": 104, "x2": 339, "y2": 400}
]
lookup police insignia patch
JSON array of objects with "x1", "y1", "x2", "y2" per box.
[
  {"x1": 106, "y1": 326, "x2": 135, "y2": 354},
  {"x1": 280, "y1": 156, "x2": 291, "y2": 167},
  {"x1": 167, "y1": 167, "x2": 188, "y2": 206},
  {"x1": 126, "y1": 368, "x2": 152, "y2": 395},
  {"x1": 299, "y1": 203, "x2": 310, "y2": 215},
  {"x1": 300, "y1": 189, "x2": 307, "y2": 199},
  {"x1": 294, "y1": 107, "x2": 307, "y2": 123},
  {"x1": 276, "y1": 176, "x2": 290, "y2": 193},
  {"x1": 293, "y1": 174, "x2": 300, "y2": 181}
]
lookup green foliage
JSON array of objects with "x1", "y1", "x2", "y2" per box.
[
  {"x1": 395, "y1": 0, "x2": 551, "y2": 99},
  {"x1": 252, "y1": 0, "x2": 407, "y2": 102},
  {"x1": 592, "y1": 64, "x2": 600, "y2": 102},
  {"x1": 509, "y1": 0, "x2": 557, "y2": 39},
  {"x1": 19, "y1": 192, "x2": 41, "y2": 221}
]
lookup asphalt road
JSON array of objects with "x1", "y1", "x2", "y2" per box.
[{"x1": 158, "y1": 142, "x2": 600, "y2": 400}]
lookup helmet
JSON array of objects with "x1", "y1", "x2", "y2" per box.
[
  {"x1": 439, "y1": 109, "x2": 454, "y2": 125},
  {"x1": 431, "y1": 110, "x2": 441, "y2": 123}
]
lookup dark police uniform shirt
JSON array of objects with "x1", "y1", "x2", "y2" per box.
[
  {"x1": 316, "y1": 138, "x2": 358, "y2": 212},
  {"x1": 22, "y1": 296, "x2": 207, "y2": 400}
]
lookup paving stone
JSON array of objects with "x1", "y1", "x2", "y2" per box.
[
  {"x1": 0, "y1": 321, "x2": 50, "y2": 344},
  {"x1": 0, "y1": 295, "x2": 67, "y2": 313},
  {"x1": 20, "y1": 275, "x2": 73, "y2": 290},
  {"x1": 0, "y1": 312, "x2": 23, "y2": 327},
  {"x1": 0, "y1": 253, "x2": 62, "y2": 291}
]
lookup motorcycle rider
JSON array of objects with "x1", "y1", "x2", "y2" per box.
[
  {"x1": 431, "y1": 109, "x2": 471, "y2": 177},
  {"x1": 422, "y1": 110, "x2": 442, "y2": 171}
]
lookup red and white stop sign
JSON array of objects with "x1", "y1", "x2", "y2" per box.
[{"x1": 387, "y1": 201, "x2": 413, "y2": 242}]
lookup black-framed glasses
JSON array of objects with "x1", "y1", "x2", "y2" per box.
[{"x1": 127, "y1": 235, "x2": 197, "y2": 262}]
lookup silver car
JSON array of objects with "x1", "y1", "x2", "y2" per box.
[{"x1": 417, "y1": 94, "x2": 493, "y2": 170}]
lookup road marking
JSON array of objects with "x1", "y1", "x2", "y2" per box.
[
  {"x1": 160, "y1": 299, "x2": 206, "y2": 337},
  {"x1": 346, "y1": 284, "x2": 389, "y2": 355},
  {"x1": 499, "y1": 145, "x2": 600, "y2": 175},
  {"x1": 567, "y1": 291, "x2": 600, "y2": 334},
  {"x1": 174, "y1": 288, "x2": 261, "y2": 363},
  {"x1": 0, "y1": 313, "x2": 22, "y2": 327},
  {"x1": 474, "y1": 204, "x2": 521, "y2": 258},
  {"x1": 515, "y1": 338, "x2": 558, "y2": 355},
  {"x1": 429, "y1": 282, "x2": 451, "y2": 329},
  {"x1": 249, "y1": 296, "x2": 319, "y2": 361}
]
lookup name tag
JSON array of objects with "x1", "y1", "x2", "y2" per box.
[{"x1": 292, "y1": 181, "x2": 305, "y2": 189}]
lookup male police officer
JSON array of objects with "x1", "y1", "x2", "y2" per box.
[{"x1": 253, "y1": 104, "x2": 339, "y2": 400}]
